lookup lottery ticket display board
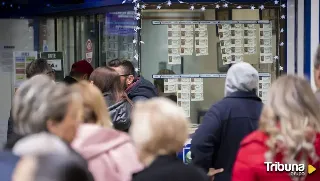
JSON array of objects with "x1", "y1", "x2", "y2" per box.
[
  {"x1": 13, "y1": 51, "x2": 38, "y2": 89},
  {"x1": 153, "y1": 73, "x2": 271, "y2": 117}
]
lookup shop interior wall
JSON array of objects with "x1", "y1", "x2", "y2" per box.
[
  {"x1": 141, "y1": 9, "x2": 276, "y2": 123},
  {"x1": 0, "y1": 19, "x2": 34, "y2": 145}
]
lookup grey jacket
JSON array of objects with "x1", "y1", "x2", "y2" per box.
[{"x1": 103, "y1": 93, "x2": 132, "y2": 132}]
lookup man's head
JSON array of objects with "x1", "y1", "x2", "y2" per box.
[
  {"x1": 314, "y1": 45, "x2": 320, "y2": 89},
  {"x1": 26, "y1": 58, "x2": 55, "y2": 80},
  {"x1": 107, "y1": 59, "x2": 135, "y2": 89},
  {"x1": 225, "y1": 62, "x2": 259, "y2": 96},
  {"x1": 70, "y1": 60, "x2": 94, "y2": 81}
]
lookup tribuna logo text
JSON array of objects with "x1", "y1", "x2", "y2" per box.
[{"x1": 264, "y1": 162, "x2": 305, "y2": 176}]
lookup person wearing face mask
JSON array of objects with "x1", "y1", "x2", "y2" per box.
[{"x1": 63, "y1": 60, "x2": 94, "y2": 85}]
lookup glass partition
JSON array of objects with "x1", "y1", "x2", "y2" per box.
[{"x1": 141, "y1": 8, "x2": 282, "y2": 123}]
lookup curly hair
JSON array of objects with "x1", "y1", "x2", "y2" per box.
[{"x1": 259, "y1": 75, "x2": 320, "y2": 180}]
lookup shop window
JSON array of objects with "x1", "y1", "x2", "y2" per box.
[{"x1": 141, "y1": 7, "x2": 282, "y2": 123}]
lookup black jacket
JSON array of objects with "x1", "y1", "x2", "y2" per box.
[
  {"x1": 103, "y1": 93, "x2": 132, "y2": 132},
  {"x1": 132, "y1": 155, "x2": 209, "y2": 181},
  {"x1": 191, "y1": 91, "x2": 263, "y2": 181},
  {"x1": 63, "y1": 76, "x2": 78, "y2": 85},
  {"x1": 126, "y1": 77, "x2": 158, "y2": 102}
]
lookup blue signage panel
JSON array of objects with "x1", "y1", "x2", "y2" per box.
[{"x1": 106, "y1": 11, "x2": 136, "y2": 35}]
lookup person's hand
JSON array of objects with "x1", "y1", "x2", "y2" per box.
[{"x1": 207, "y1": 168, "x2": 224, "y2": 181}]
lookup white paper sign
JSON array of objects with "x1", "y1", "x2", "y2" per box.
[{"x1": 47, "y1": 59, "x2": 62, "y2": 71}]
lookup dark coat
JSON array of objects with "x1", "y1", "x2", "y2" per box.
[
  {"x1": 132, "y1": 155, "x2": 210, "y2": 181},
  {"x1": 191, "y1": 91, "x2": 263, "y2": 181},
  {"x1": 126, "y1": 77, "x2": 158, "y2": 102},
  {"x1": 0, "y1": 151, "x2": 20, "y2": 181},
  {"x1": 103, "y1": 93, "x2": 132, "y2": 132}
]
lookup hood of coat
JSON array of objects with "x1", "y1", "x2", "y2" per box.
[
  {"x1": 71, "y1": 124, "x2": 132, "y2": 160},
  {"x1": 12, "y1": 132, "x2": 70, "y2": 156},
  {"x1": 225, "y1": 62, "x2": 259, "y2": 97}
]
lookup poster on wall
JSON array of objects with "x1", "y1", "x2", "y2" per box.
[
  {"x1": 13, "y1": 51, "x2": 38, "y2": 89},
  {"x1": 105, "y1": 11, "x2": 136, "y2": 62},
  {"x1": 167, "y1": 25, "x2": 182, "y2": 64},
  {"x1": 218, "y1": 24, "x2": 231, "y2": 64},
  {"x1": 195, "y1": 24, "x2": 208, "y2": 56},
  {"x1": 177, "y1": 78, "x2": 191, "y2": 117},
  {"x1": 259, "y1": 23, "x2": 273, "y2": 63},
  {"x1": 86, "y1": 39, "x2": 93, "y2": 63},
  {"x1": 257, "y1": 75, "x2": 271, "y2": 102},
  {"x1": 40, "y1": 52, "x2": 64, "y2": 81},
  {"x1": 180, "y1": 24, "x2": 194, "y2": 56},
  {"x1": 190, "y1": 78, "x2": 204, "y2": 101},
  {"x1": 243, "y1": 24, "x2": 257, "y2": 55}
]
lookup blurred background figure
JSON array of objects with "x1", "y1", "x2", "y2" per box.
[
  {"x1": 90, "y1": 67, "x2": 132, "y2": 132},
  {"x1": 71, "y1": 81, "x2": 142, "y2": 181},
  {"x1": 7, "y1": 58, "x2": 55, "y2": 143},
  {"x1": 191, "y1": 62, "x2": 263, "y2": 181},
  {"x1": 313, "y1": 45, "x2": 320, "y2": 102},
  {"x1": 63, "y1": 60, "x2": 94, "y2": 85},
  {"x1": 108, "y1": 59, "x2": 158, "y2": 102},
  {"x1": 4, "y1": 75, "x2": 87, "y2": 166},
  {"x1": 13, "y1": 154, "x2": 93, "y2": 181},
  {"x1": 233, "y1": 75, "x2": 320, "y2": 181},
  {"x1": 154, "y1": 69, "x2": 177, "y2": 102},
  {"x1": 130, "y1": 97, "x2": 209, "y2": 181}
]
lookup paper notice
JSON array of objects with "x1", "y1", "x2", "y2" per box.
[
  {"x1": 168, "y1": 55, "x2": 181, "y2": 65},
  {"x1": 195, "y1": 24, "x2": 208, "y2": 56},
  {"x1": 177, "y1": 100, "x2": 191, "y2": 117},
  {"x1": 259, "y1": 23, "x2": 273, "y2": 64},
  {"x1": 258, "y1": 76, "x2": 271, "y2": 101},
  {"x1": 164, "y1": 78, "x2": 178, "y2": 93}
]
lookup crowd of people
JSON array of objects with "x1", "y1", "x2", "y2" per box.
[{"x1": 2, "y1": 45, "x2": 320, "y2": 181}]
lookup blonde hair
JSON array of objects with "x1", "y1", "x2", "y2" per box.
[
  {"x1": 130, "y1": 98, "x2": 189, "y2": 161},
  {"x1": 260, "y1": 75, "x2": 320, "y2": 170},
  {"x1": 71, "y1": 81, "x2": 112, "y2": 128}
]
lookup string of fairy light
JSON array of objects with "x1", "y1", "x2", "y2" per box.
[{"x1": 122, "y1": 0, "x2": 286, "y2": 72}]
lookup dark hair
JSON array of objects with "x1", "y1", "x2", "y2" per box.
[
  {"x1": 26, "y1": 58, "x2": 52, "y2": 78},
  {"x1": 89, "y1": 67, "x2": 132, "y2": 104},
  {"x1": 34, "y1": 154, "x2": 93, "y2": 181},
  {"x1": 315, "y1": 45, "x2": 320, "y2": 69},
  {"x1": 107, "y1": 59, "x2": 135, "y2": 76}
]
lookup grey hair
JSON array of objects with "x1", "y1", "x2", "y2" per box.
[
  {"x1": 12, "y1": 74, "x2": 80, "y2": 135},
  {"x1": 314, "y1": 45, "x2": 320, "y2": 68}
]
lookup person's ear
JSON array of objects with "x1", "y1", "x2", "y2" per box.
[
  {"x1": 83, "y1": 74, "x2": 89, "y2": 80},
  {"x1": 46, "y1": 120, "x2": 58, "y2": 135}
]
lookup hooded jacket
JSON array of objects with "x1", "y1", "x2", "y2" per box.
[
  {"x1": 232, "y1": 130, "x2": 320, "y2": 181},
  {"x1": 72, "y1": 124, "x2": 143, "y2": 181},
  {"x1": 126, "y1": 77, "x2": 158, "y2": 102},
  {"x1": 104, "y1": 92, "x2": 132, "y2": 132},
  {"x1": 191, "y1": 62, "x2": 263, "y2": 181}
]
